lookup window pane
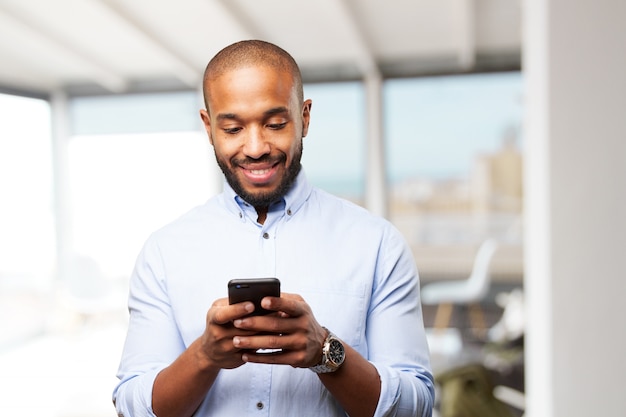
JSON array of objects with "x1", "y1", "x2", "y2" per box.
[
  {"x1": 302, "y1": 82, "x2": 365, "y2": 202},
  {"x1": 68, "y1": 131, "x2": 213, "y2": 279},
  {"x1": 0, "y1": 94, "x2": 54, "y2": 285},
  {"x1": 0, "y1": 93, "x2": 54, "y2": 346},
  {"x1": 70, "y1": 91, "x2": 201, "y2": 135},
  {"x1": 384, "y1": 73, "x2": 524, "y2": 281}
]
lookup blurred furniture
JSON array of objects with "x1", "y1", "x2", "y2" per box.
[
  {"x1": 421, "y1": 239, "x2": 499, "y2": 335},
  {"x1": 436, "y1": 364, "x2": 517, "y2": 417}
]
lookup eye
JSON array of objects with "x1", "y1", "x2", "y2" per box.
[
  {"x1": 267, "y1": 122, "x2": 287, "y2": 130},
  {"x1": 223, "y1": 127, "x2": 242, "y2": 134}
]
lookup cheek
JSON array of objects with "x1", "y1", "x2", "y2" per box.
[
  {"x1": 281, "y1": 129, "x2": 301, "y2": 152},
  {"x1": 284, "y1": 139, "x2": 303, "y2": 165},
  {"x1": 212, "y1": 139, "x2": 237, "y2": 160}
]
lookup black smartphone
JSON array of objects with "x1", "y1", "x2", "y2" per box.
[{"x1": 228, "y1": 278, "x2": 281, "y2": 316}]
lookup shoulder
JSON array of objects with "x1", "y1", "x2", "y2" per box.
[
  {"x1": 306, "y1": 187, "x2": 400, "y2": 238},
  {"x1": 148, "y1": 194, "x2": 225, "y2": 242}
]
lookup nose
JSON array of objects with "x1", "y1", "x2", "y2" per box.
[{"x1": 242, "y1": 126, "x2": 270, "y2": 159}]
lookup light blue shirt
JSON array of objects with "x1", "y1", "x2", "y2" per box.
[{"x1": 114, "y1": 170, "x2": 434, "y2": 417}]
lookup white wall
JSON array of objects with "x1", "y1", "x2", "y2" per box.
[{"x1": 524, "y1": 1, "x2": 626, "y2": 416}]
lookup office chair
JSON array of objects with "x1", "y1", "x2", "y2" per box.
[{"x1": 421, "y1": 238, "x2": 499, "y2": 335}]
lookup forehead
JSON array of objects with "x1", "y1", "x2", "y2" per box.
[{"x1": 206, "y1": 65, "x2": 297, "y2": 115}]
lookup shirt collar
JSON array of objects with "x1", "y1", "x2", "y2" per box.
[{"x1": 222, "y1": 169, "x2": 312, "y2": 220}]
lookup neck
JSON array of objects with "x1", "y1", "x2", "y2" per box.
[{"x1": 256, "y1": 207, "x2": 268, "y2": 224}]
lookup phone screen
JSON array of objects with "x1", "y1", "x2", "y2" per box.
[{"x1": 228, "y1": 278, "x2": 281, "y2": 316}]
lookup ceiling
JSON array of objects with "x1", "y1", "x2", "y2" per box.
[{"x1": 0, "y1": 0, "x2": 522, "y2": 98}]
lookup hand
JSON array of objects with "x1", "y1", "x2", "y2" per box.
[
  {"x1": 199, "y1": 297, "x2": 259, "y2": 370},
  {"x1": 230, "y1": 293, "x2": 328, "y2": 368}
]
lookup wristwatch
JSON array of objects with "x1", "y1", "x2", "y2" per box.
[{"x1": 309, "y1": 327, "x2": 345, "y2": 373}]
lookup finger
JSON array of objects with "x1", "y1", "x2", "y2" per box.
[
  {"x1": 211, "y1": 299, "x2": 255, "y2": 324},
  {"x1": 242, "y1": 347, "x2": 311, "y2": 368},
  {"x1": 233, "y1": 332, "x2": 303, "y2": 352},
  {"x1": 261, "y1": 293, "x2": 305, "y2": 317},
  {"x1": 232, "y1": 314, "x2": 284, "y2": 334}
]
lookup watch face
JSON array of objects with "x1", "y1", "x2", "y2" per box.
[{"x1": 328, "y1": 339, "x2": 345, "y2": 365}]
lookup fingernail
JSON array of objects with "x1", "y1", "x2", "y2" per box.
[{"x1": 233, "y1": 336, "x2": 240, "y2": 347}]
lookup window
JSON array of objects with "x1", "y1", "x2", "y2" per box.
[
  {"x1": 302, "y1": 82, "x2": 365, "y2": 202},
  {"x1": 0, "y1": 93, "x2": 54, "y2": 346},
  {"x1": 67, "y1": 131, "x2": 214, "y2": 278},
  {"x1": 384, "y1": 73, "x2": 524, "y2": 281}
]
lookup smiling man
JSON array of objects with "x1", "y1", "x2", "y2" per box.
[
  {"x1": 113, "y1": 40, "x2": 434, "y2": 417},
  {"x1": 201, "y1": 61, "x2": 308, "y2": 223}
]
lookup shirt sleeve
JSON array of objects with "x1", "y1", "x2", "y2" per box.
[
  {"x1": 368, "y1": 223, "x2": 435, "y2": 417},
  {"x1": 113, "y1": 236, "x2": 186, "y2": 417}
]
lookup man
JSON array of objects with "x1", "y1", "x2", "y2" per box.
[{"x1": 114, "y1": 40, "x2": 434, "y2": 417}]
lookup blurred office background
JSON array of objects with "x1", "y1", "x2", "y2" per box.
[{"x1": 0, "y1": 1, "x2": 624, "y2": 416}]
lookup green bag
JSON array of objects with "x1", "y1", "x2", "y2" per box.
[{"x1": 436, "y1": 364, "x2": 515, "y2": 417}]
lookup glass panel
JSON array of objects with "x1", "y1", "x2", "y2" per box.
[
  {"x1": 385, "y1": 72, "x2": 524, "y2": 282},
  {"x1": 70, "y1": 91, "x2": 201, "y2": 135},
  {"x1": 67, "y1": 131, "x2": 213, "y2": 279},
  {"x1": 302, "y1": 82, "x2": 365, "y2": 203},
  {"x1": 0, "y1": 93, "x2": 54, "y2": 347}
]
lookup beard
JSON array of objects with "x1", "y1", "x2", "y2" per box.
[{"x1": 215, "y1": 139, "x2": 303, "y2": 208}]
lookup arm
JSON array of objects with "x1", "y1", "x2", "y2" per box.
[
  {"x1": 366, "y1": 225, "x2": 435, "y2": 416},
  {"x1": 152, "y1": 300, "x2": 255, "y2": 417},
  {"x1": 318, "y1": 343, "x2": 382, "y2": 417},
  {"x1": 151, "y1": 339, "x2": 219, "y2": 417},
  {"x1": 113, "y1": 239, "x2": 259, "y2": 417},
  {"x1": 232, "y1": 224, "x2": 435, "y2": 417},
  {"x1": 231, "y1": 293, "x2": 381, "y2": 417}
]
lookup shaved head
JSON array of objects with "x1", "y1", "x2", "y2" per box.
[{"x1": 203, "y1": 40, "x2": 304, "y2": 109}]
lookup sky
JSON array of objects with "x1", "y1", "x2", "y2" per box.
[
  {"x1": 302, "y1": 71, "x2": 523, "y2": 194},
  {"x1": 385, "y1": 72, "x2": 523, "y2": 180}
]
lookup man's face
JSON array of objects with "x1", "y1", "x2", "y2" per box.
[{"x1": 200, "y1": 65, "x2": 311, "y2": 208}]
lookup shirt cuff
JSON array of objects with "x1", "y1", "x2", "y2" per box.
[
  {"x1": 114, "y1": 367, "x2": 162, "y2": 417},
  {"x1": 370, "y1": 362, "x2": 434, "y2": 417},
  {"x1": 371, "y1": 362, "x2": 400, "y2": 417}
]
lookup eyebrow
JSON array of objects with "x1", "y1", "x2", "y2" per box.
[
  {"x1": 216, "y1": 106, "x2": 290, "y2": 122},
  {"x1": 216, "y1": 112, "x2": 238, "y2": 121},
  {"x1": 264, "y1": 106, "x2": 290, "y2": 117}
]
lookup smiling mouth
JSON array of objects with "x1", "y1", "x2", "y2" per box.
[
  {"x1": 233, "y1": 154, "x2": 285, "y2": 184},
  {"x1": 239, "y1": 163, "x2": 280, "y2": 185},
  {"x1": 248, "y1": 168, "x2": 271, "y2": 175}
]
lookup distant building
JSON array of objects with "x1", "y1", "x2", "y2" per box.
[{"x1": 471, "y1": 129, "x2": 523, "y2": 213}]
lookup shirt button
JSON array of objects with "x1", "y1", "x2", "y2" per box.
[
  {"x1": 287, "y1": 208, "x2": 292, "y2": 216},
  {"x1": 238, "y1": 212, "x2": 243, "y2": 218},
  {"x1": 262, "y1": 232, "x2": 269, "y2": 239},
  {"x1": 256, "y1": 401, "x2": 264, "y2": 410}
]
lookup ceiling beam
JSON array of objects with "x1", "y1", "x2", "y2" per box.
[
  {"x1": 458, "y1": 0, "x2": 477, "y2": 69},
  {"x1": 334, "y1": 0, "x2": 380, "y2": 78},
  {"x1": 214, "y1": 0, "x2": 263, "y2": 39},
  {"x1": 0, "y1": 2, "x2": 127, "y2": 93},
  {"x1": 96, "y1": 0, "x2": 201, "y2": 88}
]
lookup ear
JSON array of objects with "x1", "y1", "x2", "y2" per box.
[
  {"x1": 301, "y1": 99, "x2": 312, "y2": 138},
  {"x1": 199, "y1": 109, "x2": 214, "y2": 145}
]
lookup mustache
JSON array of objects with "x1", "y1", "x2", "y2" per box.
[{"x1": 231, "y1": 154, "x2": 286, "y2": 166}]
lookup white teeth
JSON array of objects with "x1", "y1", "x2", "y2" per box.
[{"x1": 249, "y1": 169, "x2": 270, "y2": 175}]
